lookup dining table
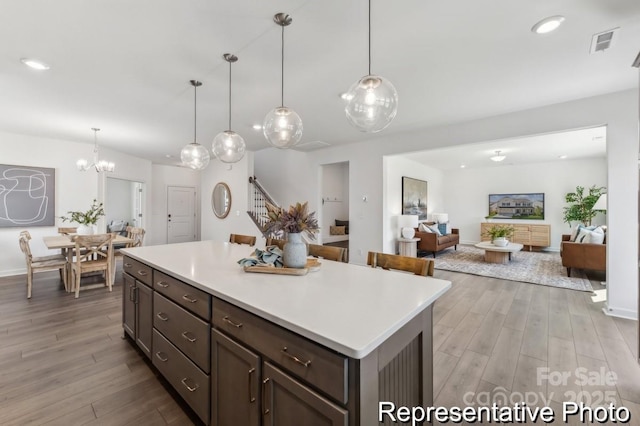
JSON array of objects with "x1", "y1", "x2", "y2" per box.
[{"x1": 43, "y1": 234, "x2": 133, "y2": 292}]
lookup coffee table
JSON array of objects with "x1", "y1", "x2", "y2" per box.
[{"x1": 474, "y1": 241, "x2": 524, "y2": 264}]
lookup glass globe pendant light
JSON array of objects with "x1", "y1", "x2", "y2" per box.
[
  {"x1": 263, "y1": 13, "x2": 303, "y2": 149},
  {"x1": 180, "y1": 80, "x2": 210, "y2": 170},
  {"x1": 212, "y1": 54, "x2": 246, "y2": 163},
  {"x1": 344, "y1": 0, "x2": 398, "y2": 133}
]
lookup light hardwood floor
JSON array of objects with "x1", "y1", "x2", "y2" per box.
[{"x1": 1, "y1": 264, "x2": 638, "y2": 425}]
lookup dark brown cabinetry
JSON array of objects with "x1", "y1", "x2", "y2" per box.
[{"x1": 122, "y1": 263, "x2": 152, "y2": 358}]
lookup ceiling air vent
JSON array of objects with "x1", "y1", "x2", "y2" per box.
[
  {"x1": 590, "y1": 28, "x2": 619, "y2": 54},
  {"x1": 293, "y1": 140, "x2": 330, "y2": 152}
]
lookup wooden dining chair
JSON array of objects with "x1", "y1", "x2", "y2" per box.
[
  {"x1": 19, "y1": 232, "x2": 68, "y2": 298},
  {"x1": 308, "y1": 244, "x2": 347, "y2": 263},
  {"x1": 265, "y1": 237, "x2": 286, "y2": 250},
  {"x1": 229, "y1": 234, "x2": 257, "y2": 246},
  {"x1": 367, "y1": 252, "x2": 434, "y2": 276},
  {"x1": 126, "y1": 226, "x2": 146, "y2": 248},
  {"x1": 71, "y1": 234, "x2": 114, "y2": 298}
]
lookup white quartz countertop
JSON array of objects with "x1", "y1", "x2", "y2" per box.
[{"x1": 122, "y1": 241, "x2": 451, "y2": 359}]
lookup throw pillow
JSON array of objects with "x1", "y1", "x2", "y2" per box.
[
  {"x1": 329, "y1": 225, "x2": 346, "y2": 235},
  {"x1": 573, "y1": 225, "x2": 596, "y2": 242},
  {"x1": 335, "y1": 220, "x2": 349, "y2": 234},
  {"x1": 427, "y1": 223, "x2": 442, "y2": 236},
  {"x1": 419, "y1": 223, "x2": 432, "y2": 233},
  {"x1": 437, "y1": 222, "x2": 452, "y2": 235},
  {"x1": 577, "y1": 226, "x2": 605, "y2": 244}
]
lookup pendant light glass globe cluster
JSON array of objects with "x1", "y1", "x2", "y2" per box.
[
  {"x1": 180, "y1": 80, "x2": 211, "y2": 170},
  {"x1": 263, "y1": 13, "x2": 303, "y2": 149},
  {"x1": 344, "y1": 0, "x2": 398, "y2": 132},
  {"x1": 212, "y1": 54, "x2": 246, "y2": 163}
]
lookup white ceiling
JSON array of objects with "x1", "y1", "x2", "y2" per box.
[
  {"x1": 403, "y1": 126, "x2": 607, "y2": 170},
  {"x1": 1, "y1": 1, "x2": 638, "y2": 165}
]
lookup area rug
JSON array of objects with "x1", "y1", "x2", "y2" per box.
[{"x1": 430, "y1": 245, "x2": 593, "y2": 292}]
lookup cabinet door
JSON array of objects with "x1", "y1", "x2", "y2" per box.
[
  {"x1": 136, "y1": 282, "x2": 153, "y2": 358},
  {"x1": 262, "y1": 362, "x2": 348, "y2": 426},
  {"x1": 122, "y1": 273, "x2": 136, "y2": 339},
  {"x1": 211, "y1": 329, "x2": 260, "y2": 426}
]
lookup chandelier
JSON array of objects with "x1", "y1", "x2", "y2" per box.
[{"x1": 77, "y1": 128, "x2": 115, "y2": 172}]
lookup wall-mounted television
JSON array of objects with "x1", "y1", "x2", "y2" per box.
[{"x1": 488, "y1": 193, "x2": 544, "y2": 220}]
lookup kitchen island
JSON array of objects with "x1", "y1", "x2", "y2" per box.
[{"x1": 121, "y1": 241, "x2": 451, "y2": 425}]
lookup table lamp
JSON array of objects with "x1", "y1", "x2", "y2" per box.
[
  {"x1": 399, "y1": 215, "x2": 419, "y2": 239},
  {"x1": 432, "y1": 213, "x2": 449, "y2": 224}
]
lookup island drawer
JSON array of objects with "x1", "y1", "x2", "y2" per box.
[
  {"x1": 153, "y1": 270, "x2": 210, "y2": 320},
  {"x1": 154, "y1": 293, "x2": 210, "y2": 373},
  {"x1": 212, "y1": 297, "x2": 348, "y2": 404},
  {"x1": 122, "y1": 256, "x2": 152, "y2": 286},
  {"x1": 153, "y1": 329, "x2": 209, "y2": 424}
]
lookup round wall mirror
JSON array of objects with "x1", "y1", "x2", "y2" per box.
[{"x1": 212, "y1": 182, "x2": 231, "y2": 219}]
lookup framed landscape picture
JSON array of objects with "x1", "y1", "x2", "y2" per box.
[
  {"x1": 402, "y1": 176, "x2": 428, "y2": 220},
  {"x1": 488, "y1": 193, "x2": 544, "y2": 220}
]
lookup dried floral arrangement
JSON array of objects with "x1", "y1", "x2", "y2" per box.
[{"x1": 264, "y1": 201, "x2": 319, "y2": 239}]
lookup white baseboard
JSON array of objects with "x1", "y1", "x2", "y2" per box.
[
  {"x1": 602, "y1": 303, "x2": 638, "y2": 320},
  {"x1": 0, "y1": 268, "x2": 26, "y2": 278}
]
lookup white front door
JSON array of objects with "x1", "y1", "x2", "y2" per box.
[{"x1": 167, "y1": 186, "x2": 196, "y2": 244}]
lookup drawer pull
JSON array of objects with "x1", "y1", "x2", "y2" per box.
[
  {"x1": 262, "y1": 378, "x2": 270, "y2": 415},
  {"x1": 182, "y1": 294, "x2": 197, "y2": 303},
  {"x1": 155, "y1": 351, "x2": 168, "y2": 362},
  {"x1": 181, "y1": 331, "x2": 197, "y2": 343},
  {"x1": 181, "y1": 378, "x2": 199, "y2": 392},
  {"x1": 156, "y1": 281, "x2": 169, "y2": 288},
  {"x1": 222, "y1": 316, "x2": 243, "y2": 328},
  {"x1": 128, "y1": 285, "x2": 136, "y2": 302},
  {"x1": 124, "y1": 263, "x2": 132, "y2": 268},
  {"x1": 156, "y1": 312, "x2": 169, "y2": 321},
  {"x1": 281, "y1": 347, "x2": 311, "y2": 368},
  {"x1": 248, "y1": 368, "x2": 256, "y2": 403},
  {"x1": 137, "y1": 270, "x2": 148, "y2": 277}
]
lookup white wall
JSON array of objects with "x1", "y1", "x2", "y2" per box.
[
  {"x1": 105, "y1": 178, "x2": 134, "y2": 225},
  {"x1": 200, "y1": 153, "x2": 258, "y2": 244},
  {"x1": 253, "y1": 89, "x2": 638, "y2": 319},
  {"x1": 321, "y1": 162, "x2": 349, "y2": 241},
  {"x1": 253, "y1": 148, "x2": 313, "y2": 208},
  {"x1": 383, "y1": 156, "x2": 445, "y2": 254},
  {"x1": 149, "y1": 164, "x2": 201, "y2": 246},
  {"x1": 0, "y1": 131, "x2": 152, "y2": 277},
  {"x1": 441, "y1": 158, "x2": 607, "y2": 250}
]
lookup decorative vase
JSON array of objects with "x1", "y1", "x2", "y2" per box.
[
  {"x1": 283, "y1": 232, "x2": 307, "y2": 268},
  {"x1": 76, "y1": 224, "x2": 96, "y2": 235},
  {"x1": 493, "y1": 237, "x2": 508, "y2": 247}
]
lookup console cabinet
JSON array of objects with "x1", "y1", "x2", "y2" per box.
[{"x1": 481, "y1": 222, "x2": 550, "y2": 250}]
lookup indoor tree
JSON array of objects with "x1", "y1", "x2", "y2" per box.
[{"x1": 562, "y1": 185, "x2": 606, "y2": 226}]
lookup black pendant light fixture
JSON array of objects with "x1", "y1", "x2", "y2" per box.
[
  {"x1": 263, "y1": 13, "x2": 303, "y2": 149},
  {"x1": 180, "y1": 80, "x2": 210, "y2": 170},
  {"x1": 212, "y1": 54, "x2": 246, "y2": 163},
  {"x1": 344, "y1": 0, "x2": 398, "y2": 132}
]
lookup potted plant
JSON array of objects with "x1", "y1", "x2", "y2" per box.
[
  {"x1": 60, "y1": 199, "x2": 105, "y2": 235},
  {"x1": 483, "y1": 224, "x2": 514, "y2": 247},
  {"x1": 264, "y1": 201, "x2": 319, "y2": 268},
  {"x1": 563, "y1": 185, "x2": 606, "y2": 226}
]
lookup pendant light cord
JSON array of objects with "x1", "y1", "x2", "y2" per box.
[
  {"x1": 281, "y1": 23, "x2": 285, "y2": 107},
  {"x1": 228, "y1": 60, "x2": 232, "y2": 130},
  {"x1": 368, "y1": 0, "x2": 372, "y2": 76},
  {"x1": 93, "y1": 129, "x2": 98, "y2": 154},
  {"x1": 193, "y1": 83, "x2": 197, "y2": 143}
]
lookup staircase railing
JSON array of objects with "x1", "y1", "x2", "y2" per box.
[{"x1": 247, "y1": 176, "x2": 279, "y2": 238}]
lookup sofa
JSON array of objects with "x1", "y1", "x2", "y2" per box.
[
  {"x1": 560, "y1": 234, "x2": 606, "y2": 277},
  {"x1": 414, "y1": 225, "x2": 459, "y2": 258}
]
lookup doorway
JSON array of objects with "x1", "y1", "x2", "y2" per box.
[
  {"x1": 167, "y1": 186, "x2": 196, "y2": 244},
  {"x1": 320, "y1": 162, "x2": 350, "y2": 260},
  {"x1": 105, "y1": 177, "x2": 145, "y2": 232}
]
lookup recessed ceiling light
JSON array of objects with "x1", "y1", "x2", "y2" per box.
[
  {"x1": 490, "y1": 150, "x2": 506, "y2": 162},
  {"x1": 165, "y1": 154, "x2": 173, "y2": 158},
  {"x1": 20, "y1": 58, "x2": 50, "y2": 70},
  {"x1": 531, "y1": 16, "x2": 565, "y2": 34},
  {"x1": 460, "y1": 164, "x2": 466, "y2": 168},
  {"x1": 558, "y1": 155, "x2": 567, "y2": 159},
  {"x1": 252, "y1": 124, "x2": 262, "y2": 131},
  {"x1": 340, "y1": 92, "x2": 353, "y2": 101}
]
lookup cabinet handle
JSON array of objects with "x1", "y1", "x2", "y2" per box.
[
  {"x1": 133, "y1": 287, "x2": 139, "y2": 304},
  {"x1": 248, "y1": 368, "x2": 256, "y2": 403},
  {"x1": 124, "y1": 263, "x2": 132, "y2": 268},
  {"x1": 155, "y1": 352, "x2": 168, "y2": 362},
  {"x1": 137, "y1": 270, "x2": 148, "y2": 277},
  {"x1": 182, "y1": 294, "x2": 197, "y2": 303},
  {"x1": 156, "y1": 312, "x2": 169, "y2": 321},
  {"x1": 156, "y1": 281, "x2": 169, "y2": 288},
  {"x1": 222, "y1": 315, "x2": 243, "y2": 328},
  {"x1": 281, "y1": 347, "x2": 311, "y2": 368},
  {"x1": 181, "y1": 378, "x2": 199, "y2": 392},
  {"x1": 128, "y1": 285, "x2": 135, "y2": 302},
  {"x1": 181, "y1": 331, "x2": 197, "y2": 343},
  {"x1": 262, "y1": 378, "x2": 270, "y2": 415}
]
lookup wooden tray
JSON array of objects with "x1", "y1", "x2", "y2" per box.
[{"x1": 243, "y1": 259, "x2": 321, "y2": 276}]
